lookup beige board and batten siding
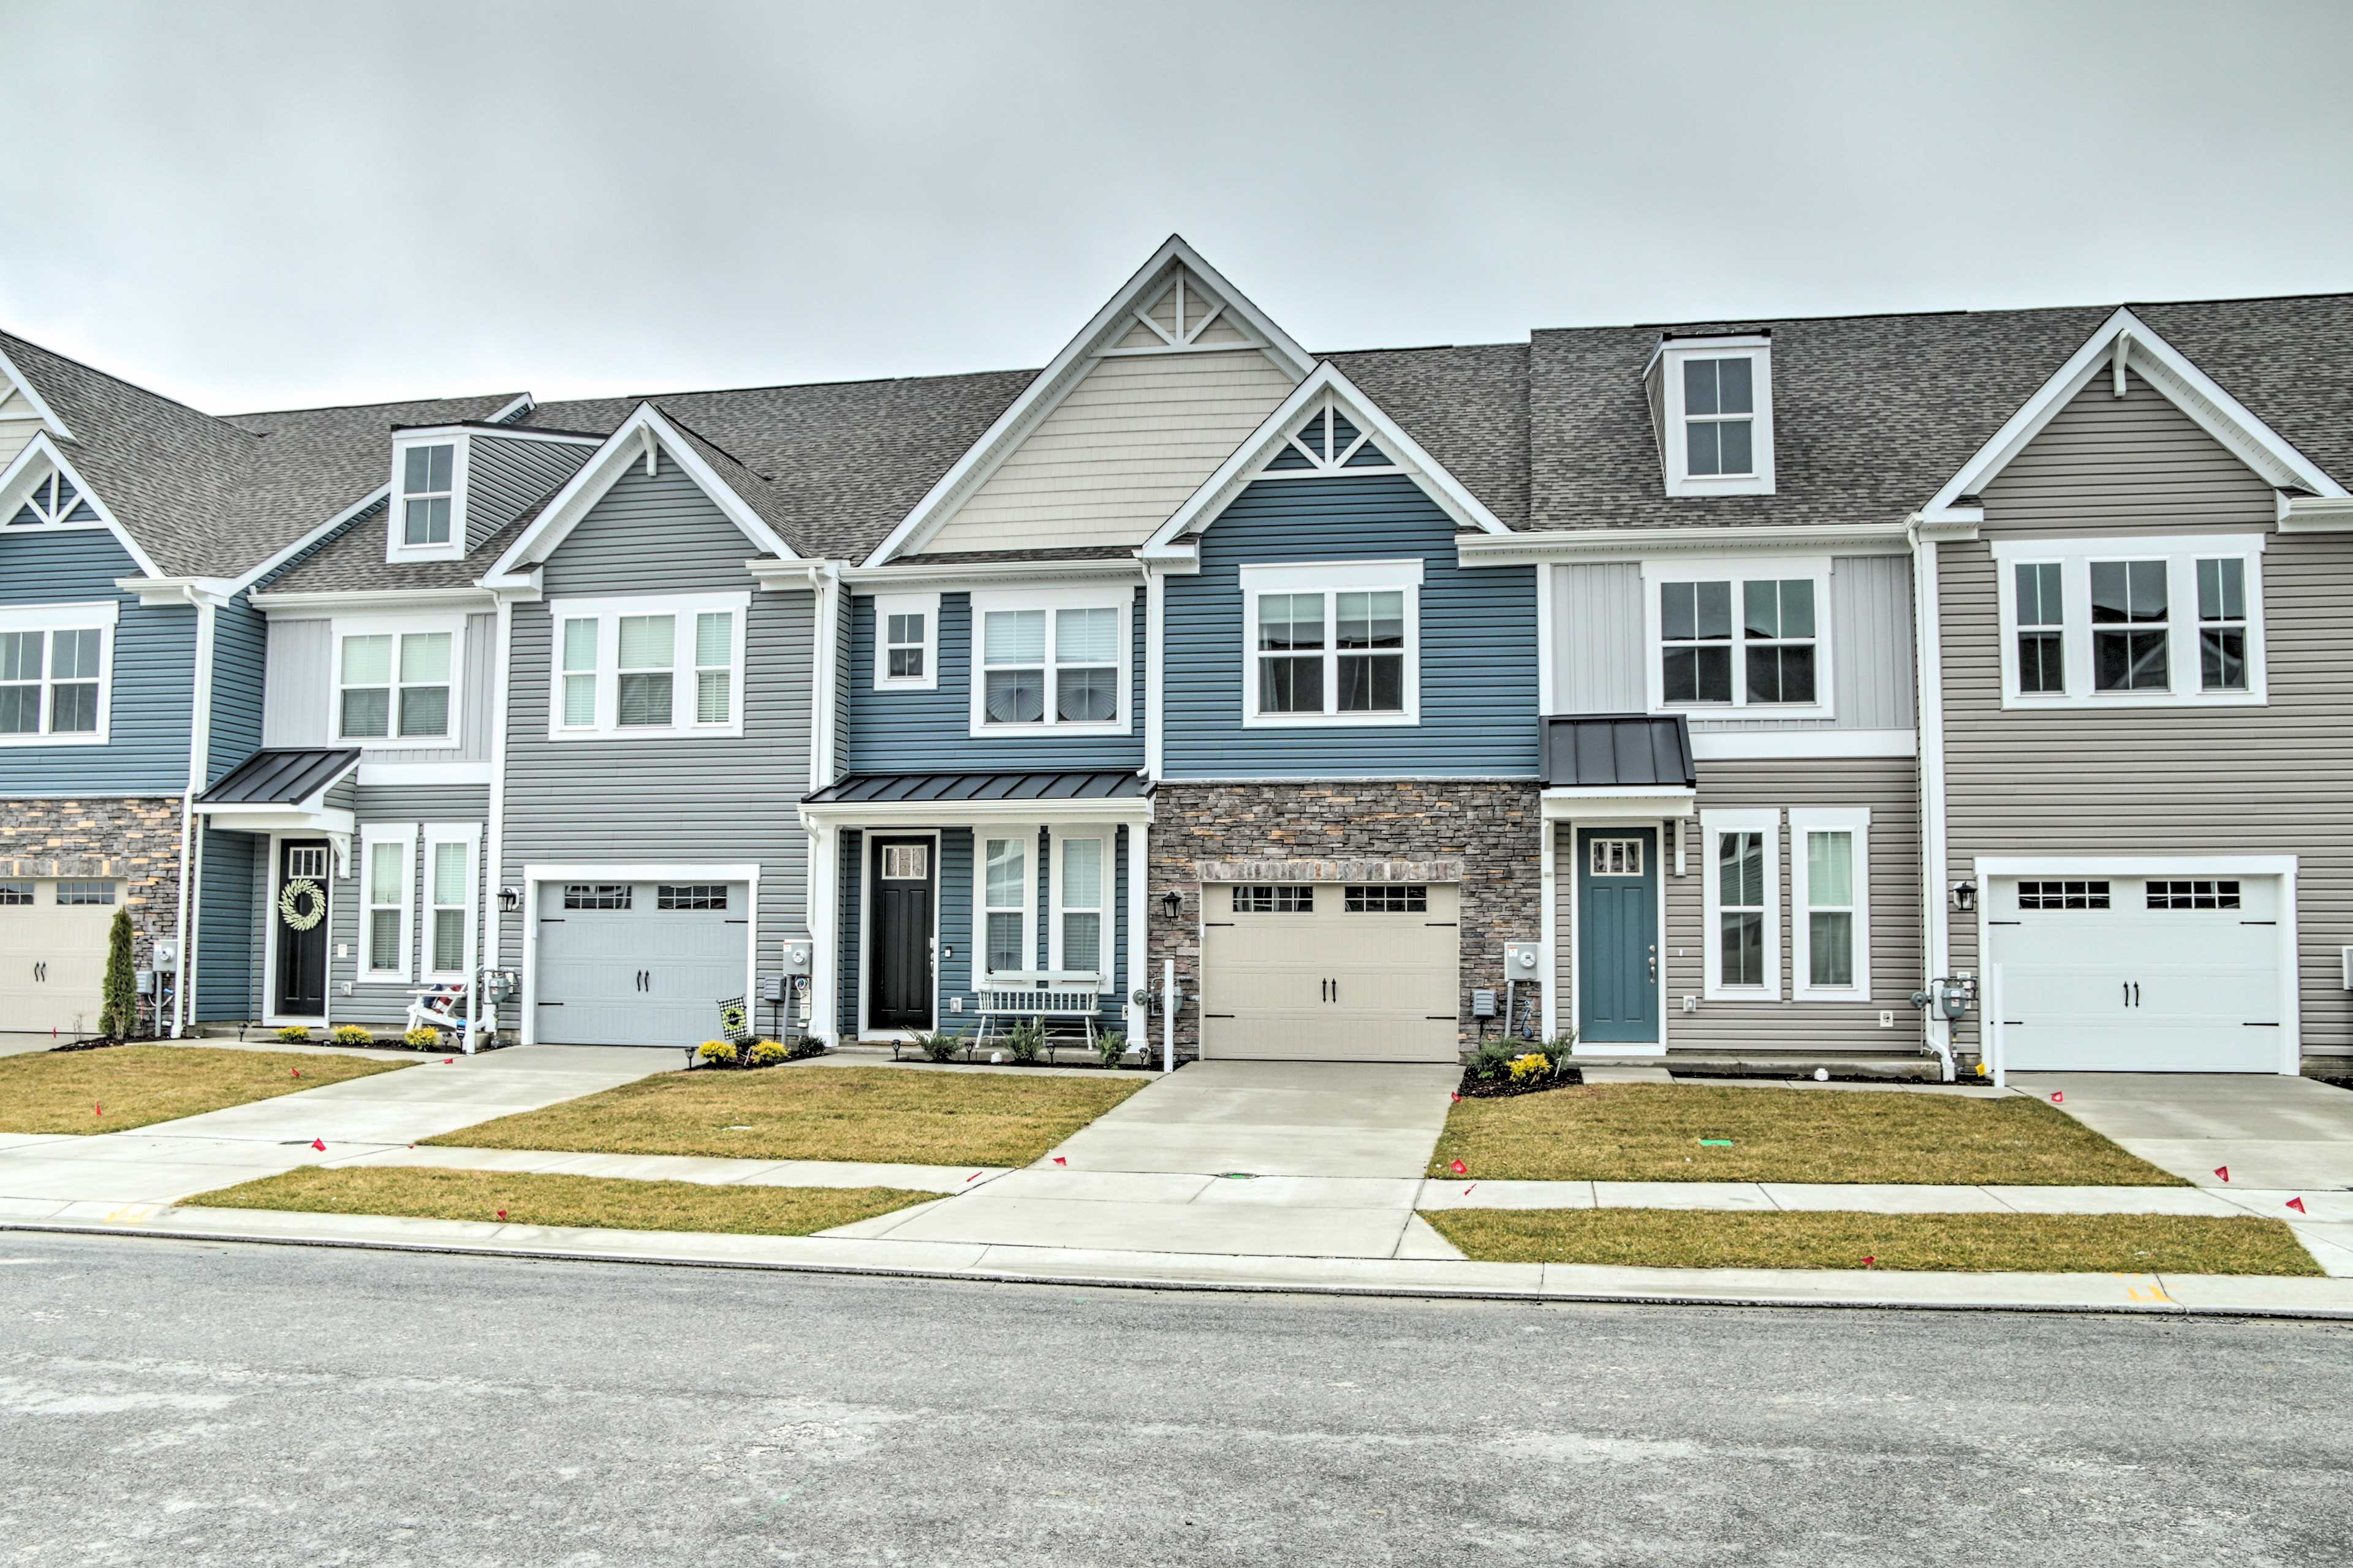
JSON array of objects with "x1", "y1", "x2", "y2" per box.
[
  {"x1": 1938, "y1": 369, "x2": 2353, "y2": 1058},
  {"x1": 1548, "y1": 555, "x2": 1914, "y2": 729},
  {"x1": 262, "y1": 612, "x2": 498, "y2": 763},
  {"x1": 920, "y1": 347, "x2": 1297, "y2": 555},
  {"x1": 495, "y1": 456, "x2": 814, "y2": 1020},
  {"x1": 0, "y1": 387, "x2": 44, "y2": 470}
]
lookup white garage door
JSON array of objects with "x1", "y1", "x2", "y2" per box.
[
  {"x1": 1199, "y1": 881, "x2": 1460, "y2": 1063},
  {"x1": 0, "y1": 878, "x2": 120, "y2": 1036},
  {"x1": 534, "y1": 879, "x2": 751, "y2": 1048},
  {"x1": 1987, "y1": 873, "x2": 2287, "y2": 1072}
]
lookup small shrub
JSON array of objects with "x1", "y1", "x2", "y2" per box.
[
  {"x1": 100, "y1": 908, "x2": 137, "y2": 1039},
  {"x1": 1469, "y1": 1039, "x2": 1517, "y2": 1080},
  {"x1": 749, "y1": 1039, "x2": 787, "y2": 1067},
  {"x1": 1005, "y1": 1020, "x2": 1045, "y2": 1064},
  {"x1": 1093, "y1": 1029, "x2": 1128, "y2": 1068},
  {"x1": 330, "y1": 1025, "x2": 376, "y2": 1047},
  {"x1": 1536, "y1": 1033, "x2": 1577, "y2": 1072},
  {"x1": 698, "y1": 1039, "x2": 738, "y2": 1066},
  {"x1": 275, "y1": 1025, "x2": 311, "y2": 1045},
  {"x1": 1507, "y1": 1051, "x2": 1551, "y2": 1083},
  {"x1": 403, "y1": 1026, "x2": 441, "y2": 1050},
  {"x1": 917, "y1": 1029, "x2": 963, "y2": 1064}
]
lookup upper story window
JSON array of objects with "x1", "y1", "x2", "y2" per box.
[
  {"x1": 1642, "y1": 558, "x2": 1830, "y2": 718},
  {"x1": 1993, "y1": 535, "x2": 2264, "y2": 708},
  {"x1": 1655, "y1": 336, "x2": 1775, "y2": 497},
  {"x1": 335, "y1": 621, "x2": 460, "y2": 746},
  {"x1": 968, "y1": 586, "x2": 1129, "y2": 736},
  {"x1": 873, "y1": 592, "x2": 938, "y2": 691},
  {"x1": 9, "y1": 469, "x2": 99, "y2": 529},
  {"x1": 388, "y1": 436, "x2": 468, "y2": 562},
  {"x1": 546, "y1": 591, "x2": 748, "y2": 741},
  {"x1": 0, "y1": 602, "x2": 114, "y2": 746},
  {"x1": 1238, "y1": 560, "x2": 1422, "y2": 728}
]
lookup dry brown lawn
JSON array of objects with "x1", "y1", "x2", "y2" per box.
[
  {"x1": 423, "y1": 1063, "x2": 1146, "y2": 1167},
  {"x1": 0, "y1": 1045, "x2": 410, "y2": 1135},
  {"x1": 1422, "y1": 1207, "x2": 2319, "y2": 1274},
  {"x1": 1429, "y1": 1083, "x2": 2182, "y2": 1185},
  {"x1": 189, "y1": 1165, "x2": 938, "y2": 1237}
]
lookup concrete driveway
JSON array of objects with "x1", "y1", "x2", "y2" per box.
[{"x1": 0, "y1": 1043, "x2": 677, "y2": 1221}]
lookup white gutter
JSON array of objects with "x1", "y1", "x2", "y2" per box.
[
  {"x1": 251, "y1": 586, "x2": 496, "y2": 615},
  {"x1": 834, "y1": 557, "x2": 1145, "y2": 588},
  {"x1": 2277, "y1": 493, "x2": 2353, "y2": 532},
  {"x1": 1908, "y1": 515, "x2": 1957, "y2": 1083},
  {"x1": 1457, "y1": 520, "x2": 1913, "y2": 566}
]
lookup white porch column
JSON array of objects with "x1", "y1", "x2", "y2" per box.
[
  {"x1": 806, "y1": 822, "x2": 838, "y2": 1045},
  {"x1": 1126, "y1": 817, "x2": 1150, "y2": 1044},
  {"x1": 1539, "y1": 814, "x2": 1557, "y2": 1041}
]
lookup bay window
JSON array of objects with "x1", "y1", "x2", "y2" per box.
[
  {"x1": 1790, "y1": 808, "x2": 1870, "y2": 1001},
  {"x1": 545, "y1": 593, "x2": 748, "y2": 740},
  {"x1": 968, "y1": 588, "x2": 1129, "y2": 735},
  {"x1": 1645, "y1": 559, "x2": 1830, "y2": 716},
  {"x1": 1240, "y1": 560, "x2": 1421, "y2": 725},
  {"x1": 1993, "y1": 536, "x2": 2264, "y2": 706},
  {"x1": 0, "y1": 602, "x2": 112, "y2": 744}
]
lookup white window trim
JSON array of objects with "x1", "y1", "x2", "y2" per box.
[
  {"x1": 1658, "y1": 336, "x2": 1775, "y2": 498},
  {"x1": 330, "y1": 615, "x2": 466, "y2": 750},
  {"x1": 0, "y1": 599, "x2": 115, "y2": 747},
  {"x1": 1991, "y1": 534, "x2": 2268, "y2": 709},
  {"x1": 1640, "y1": 556, "x2": 1834, "y2": 720},
  {"x1": 358, "y1": 822, "x2": 419, "y2": 985},
  {"x1": 1702, "y1": 808, "x2": 1781, "y2": 1002},
  {"x1": 873, "y1": 591, "x2": 939, "y2": 691},
  {"x1": 1789, "y1": 806, "x2": 1870, "y2": 1002},
  {"x1": 972, "y1": 825, "x2": 1038, "y2": 988},
  {"x1": 967, "y1": 585, "x2": 1132, "y2": 738},
  {"x1": 1237, "y1": 558, "x2": 1424, "y2": 728},
  {"x1": 421, "y1": 822, "x2": 482, "y2": 983},
  {"x1": 387, "y1": 433, "x2": 470, "y2": 563},
  {"x1": 543, "y1": 591, "x2": 750, "y2": 741},
  {"x1": 1047, "y1": 828, "x2": 1114, "y2": 992}
]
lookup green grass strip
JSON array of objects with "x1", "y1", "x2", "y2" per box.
[{"x1": 0, "y1": 1045, "x2": 409, "y2": 1135}]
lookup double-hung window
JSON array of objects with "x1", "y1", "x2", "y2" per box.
[
  {"x1": 1240, "y1": 561, "x2": 1421, "y2": 725},
  {"x1": 980, "y1": 833, "x2": 1033, "y2": 979},
  {"x1": 1702, "y1": 809, "x2": 1780, "y2": 1001},
  {"x1": 388, "y1": 437, "x2": 466, "y2": 561},
  {"x1": 1658, "y1": 338, "x2": 1775, "y2": 496},
  {"x1": 0, "y1": 603, "x2": 114, "y2": 745},
  {"x1": 358, "y1": 824, "x2": 417, "y2": 984},
  {"x1": 422, "y1": 824, "x2": 479, "y2": 981},
  {"x1": 1790, "y1": 808, "x2": 1869, "y2": 1000},
  {"x1": 1994, "y1": 536, "x2": 2265, "y2": 706},
  {"x1": 335, "y1": 622, "x2": 458, "y2": 744},
  {"x1": 1051, "y1": 834, "x2": 1107, "y2": 985},
  {"x1": 1681, "y1": 357, "x2": 1754, "y2": 477},
  {"x1": 873, "y1": 592, "x2": 939, "y2": 690},
  {"x1": 1645, "y1": 560, "x2": 1829, "y2": 715},
  {"x1": 546, "y1": 593, "x2": 748, "y2": 740},
  {"x1": 969, "y1": 588, "x2": 1129, "y2": 734}
]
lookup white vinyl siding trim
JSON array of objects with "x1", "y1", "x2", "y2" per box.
[
  {"x1": 541, "y1": 591, "x2": 750, "y2": 740},
  {"x1": 1789, "y1": 806, "x2": 1870, "y2": 1001},
  {"x1": 360, "y1": 822, "x2": 418, "y2": 985},
  {"x1": 1049, "y1": 831, "x2": 1111, "y2": 990},
  {"x1": 974, "y1": 828, "x2": 1037, "y2": 987},
  {"x1": 1702, "y1": 808, "x2": 1781, "y2": 1002},
  {"x1": 0, "y1": 599, "x2": 115, "y2": 746},
  {"x1": 422, "y1": 822, "x2": 482, "y2": 983},
  {"x1": 1237, "y1": 558, "x2": 1423, "y2": 727},
  {"x1": 967, "y1": 585, "x2": 1132, "y2": 737},
  {"x1": 1640, "y1": 556, "x2": 1833, "y2": 720},
  {"x1": 1990, "y1": 534, "x2": 2267, "y2": 708},
  {"x1": 387, "y1": 434, "x2": 469, "y2": 562},
  {"x1": 332, "y1": 615, "x2": 464, "y2": 749},
  {"x1": 872, "y1": 591, "x2": 939, "y2": 691},
  {"x1": 1658, "y1": 337, "x2": 1775, "y2": 498}
]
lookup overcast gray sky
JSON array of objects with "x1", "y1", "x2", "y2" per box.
[{"x1": 5, "y1": 0, "x2": 2349, "y2": 412}]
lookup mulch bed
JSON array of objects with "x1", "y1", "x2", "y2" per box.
[
  {"x1": 1670, "y1": 1069, "x2": 1935, "y2": 1086},
  {"x1": 50, "y1": 1037, "x2": 136, "y2": 1053},
  {"x1": 1457, "y1": 1064, "x2": 1583, "y2": 1099}
]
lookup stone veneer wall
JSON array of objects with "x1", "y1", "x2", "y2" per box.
[
  {"x1": 0, "y1": 796, "x2": 183, "y2": 972},
  {"x1": 1146, "y1": 781, "x2": 1543, "y2": 1057}
]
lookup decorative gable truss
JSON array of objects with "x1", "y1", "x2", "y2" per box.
[
  {"x1": 0, "y1": 433, "x2": 163, "y2": 577},
  {"x1": 1105, "y1": 267, "x2": 1265, "y2": 355}
]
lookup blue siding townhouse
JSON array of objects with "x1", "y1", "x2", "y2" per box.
[{"x1": 9, "y1": 238, "x2": 2353, "y2": 1080}]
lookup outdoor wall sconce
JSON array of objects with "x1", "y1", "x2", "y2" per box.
[
  {"x1": 1158, "y1": 889, "x2": 1184, "y2": 921},
  {"x1": 498, "y1": 885, "x2": 521, "y2": 914},
  {"x1": 1949, "y1": 881, "x2": 1977, "y2": 914}
]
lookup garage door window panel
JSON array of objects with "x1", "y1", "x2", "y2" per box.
[
  {"x1": 1240, "y1": 562, "x2": 1422, "y2": 726},
  {"x1": 1344, "y1": 885, "x2": 1427, "y2": 913},
  {"x1": 0, "y1": 882, "x2": 29, "y2": 906},
  {"x1": 0, "y1": 604, "x2": 115, "y2": 744},
  {"x1": 2147, "y1": 879, "x2": 2240, "y2": 911},
  {"x1": 564, "y1": 884, "x2": 632, "y2": 910},
  {"x1": 1702, "y1": 810, "x2": 1780, "y2": 1001},
  {"x1": 56, "y1": 881, "x2": 115, "y2": 906},
  {"x1": 1790, "y1": 808, "x2": 1869, "y2": 1001},
  {"x1": 1234, "y1": 885, "x2": 1313, "y2": 914}
]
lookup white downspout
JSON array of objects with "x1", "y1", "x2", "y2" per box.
[
  {"x1": 1908, "y1": 518, "x2": 1956, "y2": 1082},
  {"x1": 472, "y1": 590, "x2": 518, "y2": 1053},
  {"x1": 172, "y1": 586, "x2": 219, "y2": 1038}
]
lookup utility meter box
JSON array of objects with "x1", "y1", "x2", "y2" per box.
[
  {"x1": 1502, "y1": 942, "x2": 1542, "y2": 979},
  {"x1": 152, "y1": 938, "x2": 179, "y2": 972},
  {"x1": 780, "y1": 941, "x2": 812, "y2": 975}
]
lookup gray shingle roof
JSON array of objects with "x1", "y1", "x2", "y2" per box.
[{"x1": 261, "y1": 500, "x2": 537, "y2": 594}]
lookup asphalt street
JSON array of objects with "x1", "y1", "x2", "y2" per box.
[{"x1": 2, "y1": 1232, "x2": 2349, "y2": 1566}]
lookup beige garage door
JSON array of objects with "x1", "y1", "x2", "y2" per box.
[
  {"x1": 0, "y1": 879, "x2": 120, "y2": 1036},
  {"x1": 1200, "y1": 881, "x2": 1460, "y2": 1062}
]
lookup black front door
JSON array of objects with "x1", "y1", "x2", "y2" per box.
[
  {"x1": 868, "y1": 838, "x2": 934, "y2": 1031},
  {"x1": 275, "y1": 838, "x2": 331, "y2": 1017}
]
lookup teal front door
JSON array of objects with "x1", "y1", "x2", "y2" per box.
[{"x1": 1577, "y1": 828, "x2": 1659, "y2": 1045}]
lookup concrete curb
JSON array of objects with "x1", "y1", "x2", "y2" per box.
[{"x1": 9, "y1": 1217, "x2": 2351, "y2": 1322}]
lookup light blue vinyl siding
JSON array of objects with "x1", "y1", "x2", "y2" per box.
[
  {"x1": 207, "y1": 591, "x2": 268, "y2": 787},
  {"x1": 1162, "y1": 472, "x2": 1540, "y2": 778},
  {"x1": 844, "y1": 589, "x2": 1146, "y2": 773},
  {"x1": 194, "y1": 827, "x2": 260, "y2": 1022},
  {"x1": 0, "y1": 529, "x2": 194, "y2": 796}
]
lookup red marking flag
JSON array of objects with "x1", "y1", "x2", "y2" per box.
[
  {"x1": 1449, "y1": 1159, "x2": 1468, "y2": 1175},
  {"x1": 1450, "y1": 1093, "x2": 1461, "y2": 1104},
  {"x1": 1051, "y1": 1156, "x2": 1067, "y2": 1166},
  {"x1": 2050, "y1": 1091, "x2": 2064, "y2": 1104},
  {"x1": 1862, "y1": 1256, "x2": 1877, "y2": 1268},
  {"x1": 497, "y1": 1210, "x2": 508, "y2": 1220},
  {"x1": 2288, "y1": 1197, "x2": 2308, "y2": 1214},
  {"x1": 964, "y1": 1172, "x2": 980, "y2": 1183},
  {"x1": 93, "y1": 1102, "x2": 102, "y2": 1116},
  {"x1": 2215, "y1": 1166, "x2": 2230, "y2": 1183},
  {"x1": 311, "y1": 1138, "x2": 327, "y2": 1152}
]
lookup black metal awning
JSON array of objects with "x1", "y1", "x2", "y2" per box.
[
  {"x1": 197, "y1": 747, "x2": 362, "y2": 806},
  {"x1": 1540, "y1": 714, "x2": 1695, "y2": 789},
  {"x1": 804, "y1": 770, "x2": 1150, "y2": 806}
]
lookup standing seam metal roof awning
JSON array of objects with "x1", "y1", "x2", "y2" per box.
[
  {"x1": 195, "y1": 747, "x2": 362, "y2": 805},
  {"x1": 803, "y1": 770, "x2": 1150, "y2": 806},
  {"x1": 1540, "y1": 715, "x2": 1696, "y2": 789}
]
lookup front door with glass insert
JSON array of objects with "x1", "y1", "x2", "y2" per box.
[
  {"x1": 1577, "y1": 828, "x2": 1658, "y2": 1045},
  {"x1": 275, "y1": 839, "x2": 331, "y2": 1017},
  {"x1": 868, "y1": 838, "x2": 934, "y2": 1031}
]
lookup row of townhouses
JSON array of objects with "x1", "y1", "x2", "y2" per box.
[{"x1": 3, "y1": 237, "x2": 2348, "y2": 1082}]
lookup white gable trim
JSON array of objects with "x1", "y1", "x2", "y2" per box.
[
  {"x1": 0, "y1": 433, "x2": 163, "y2": 577},
  {"x1": 1922, "y1": 308, "x2": 2345, "y2": 520},
  {"x1": 861, "y1": 235, "x2": 1316, "y2": 568},
  {"x1": 0, "y1": 342, "x2": 75, "y2": 441},
  {"x1": 1140, "y1": 362, "x2": 1508, "y2": 556},
  {"x1": 485, "y1": 403, "x2": 798, "y2": 577}
]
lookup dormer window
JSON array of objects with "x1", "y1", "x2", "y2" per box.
[
  {"x1": 388, "y1": 435, "x2": 468, "y2": 561},
  {"x1": 1655, "y1": 335, "x2": 1775, "y2": 497}
]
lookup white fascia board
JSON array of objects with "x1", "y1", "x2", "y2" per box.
[
  {"x1": 483, "y1": 393, "x2": 536, "y2": 425},
  {"x1": 0, "y1": 341, "x2": 75, "y2": 440},
  {"x1": 2278, "y1": 493, "x2": 2353, "y2": 531},
  {"x1": 1924, "y1": 309, "x2": 2346, "y2": 515},
  {"x1": 798, "y1": 795, "x2": 1153, "y2": 827},
  {"x1": 1539, "y1": 787, "x2": 1697, "y2": 820},
  {"x1": 1143, "y1": 362, "x2": 1509, "y2": 554},
  {"x1": 251, "y1": 586, "x2": 496, "y2": 616},
  {"x1": 485, "y1": 403, "x2": 799, "y2": 578},
  {"x1": 117, "y1": 575, "x2": 236, "y2": 608},
  {"x1": 1689, "y1": 727, "x2": 1916, "y2": 760},
  {"x1": 1457, "y1": 520, "x2": 1911, "y2": 566},
  {"x1": 396, "y1": 422, "x2": 596, "y2": 447},
  {"x1": 839, "y1": 558, "x2": 1146, "y2": 591},
  {"x1": 862, "y1": 236, "x2": 1316, "y2": 569},
  {"x1": 0, "y1": 433, "x2": 164, "y2": 577},
  {"x1": 227, "y1": 485, "x2": 393, "y2": 595}
]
